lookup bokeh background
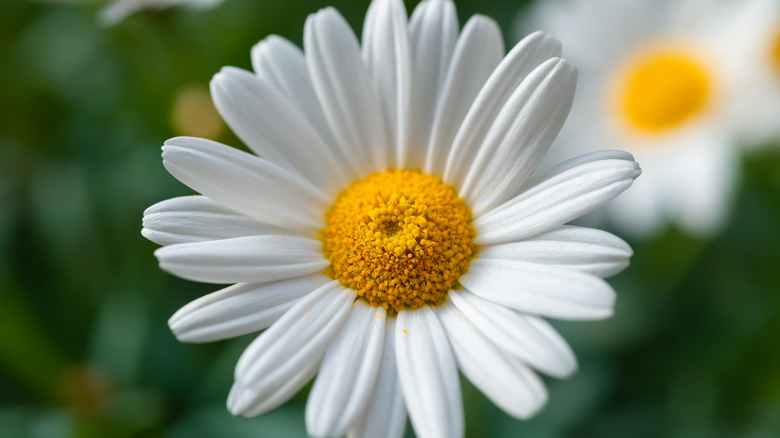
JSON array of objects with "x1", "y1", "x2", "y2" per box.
[{"x1": 2, "y1": 0, "x2": 780, "y2": 437}]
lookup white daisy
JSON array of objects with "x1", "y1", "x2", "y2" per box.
[
  {"x1": 142, "y1": 0, "x2": 640, "y2": 437},
  {"x1": 99, "y1": 0, "x2": 223, "y2": 26},
  {"x1": 730, "y1": 0, "x2": 780, "y2": 146},
  {"x1": 522, "y1": 0, "x2": 763, "y2": 238}
]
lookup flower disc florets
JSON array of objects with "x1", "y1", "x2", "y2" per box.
[
  {"x1": 321, "y1": 169, "x2": 476, "y2": 312},
  {"x1": 615, "y1": 49, "x2": 711, "y2": 133}
]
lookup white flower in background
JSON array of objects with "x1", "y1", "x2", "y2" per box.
[
  {"x1": 142, "y1": 0, "x2": 640, "y2": 437},
  {"x1": 730, "y1": 0, "x2": 780, "y2": 146},
  {"x1": 522, "y1": 0, "x2": 769, "y2": 238},
  {"x1": 99, "y1": 0, "x2": 223, "y2": 26}
]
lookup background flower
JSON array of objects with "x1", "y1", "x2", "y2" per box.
[
  {"x1": 99, "y1": 0, "x2": 225, "y2": 27},
  {"x1": 520, "y1": 0, "x2": 776, "y2": 238},
  {"x1": 29, "y1": 0, "x2": 226, "y2": 26},
  {"x1": 2, "y1": 0, "x2": 780, "y2": 437},
  {"x1": 728, "y1": 0, "x2": 780, "y2": 146}
]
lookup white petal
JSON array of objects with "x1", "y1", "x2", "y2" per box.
[
  {"x1": 306, "y1": 301, "x2": 386, "y2": 437},
  {"x1": 448, "y1": 289, "x2": 577, "y2": 378},
  {"x1": 210, "y1": 67, "x2": 348, "y2": 196},
  {"x1": 362, "y1": 0, "x2": 411, "y2": 168},
  {"x1": 531, "y1": 150, "x2": 636, "y2": 181},
  {"x1": 460, "y1": 58, "x2": 577, "y2": 215},
  {"x1": 667, "y1": 139, "x2": 737, "y2": 237},
  {"x1": 443, "y1": 31, "x2": 561, "y2": 186},
  {"x1": 168, "y1": 274, "x2": 331, "y2": 343},
  {"x1": 141, "y1": 195, "x2": 296, "y2": 246},
  {"x1": 161, "y1": 137, "x2": 328, "y2": 233},
  {"x1": 250, "y1": 35, "x2": 343, "y2": 171},
  {"x1": 229, "y1": 281, "x2": 354, "y2": 417},
  {"x1": 305, "y1": 7, "x2": 387, "y2": 174},
  {"x1": 396, "y1": 306, "x2": 463, "y2": 438},
  {"x1": 436, "y1": 300, "x2": 548, "y2": 419},
  {"x1": 459, "y1": 259, "x2": 616, "y2": 320},
  {"x1": 474, "y1": 152, "x2": 641, "y2": 245},
  {"x1": 348, "y1": 317, "x2": 406, "y2": 438},
  {"x1": 98, "y1": 0, "x2": 144, "y2": 26},
  {"x1": 478, "y1": 225, "x2": 632, "y2": 278},
  {"x1": 229, "y1": 356, "x2": 320, "y2": 418},
  {"x1": 408, "y1": 0, "x2": 458, "y2": 173},
  {"x1": 603, "y1": 169, "x2": 665, "y2": 238},
  {"x1": 154, "y1": 235, "x2": 328, "y2": 284},
  {"x1": 425, "y1": 14, "x2": 504, "y2": 176}
]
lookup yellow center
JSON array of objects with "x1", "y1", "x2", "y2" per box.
[
  {"x1": 320, "y1": 169, "x2": 477, "y2": 312},
  {"x1": 615, "y1": 49, "x2": 711, "y2": 133},
  {"x1": 772, "y1": 27, "x2": 780, "y2": 74}
]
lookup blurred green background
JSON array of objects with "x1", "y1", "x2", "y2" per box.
[{"x1": 2, "y1": 0, "x2": 780, "y2": 437}]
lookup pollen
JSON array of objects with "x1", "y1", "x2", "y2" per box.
[
  {"x1": 320, "y1": 169, "x2": 476, "y2": 312},
  {"x1": 614, "y1": 48, "x2": 711, "y2": 133}
]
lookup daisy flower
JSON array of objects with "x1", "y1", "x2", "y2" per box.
[
  {"x1": 523, "y1": 0, "x2": 765, "y2": 238},
  {"x1": 142, "y1": 0, "x2": 640, "y2": 437},
  {"x1": 730, "y1": 0, "x2": 780, "y2": 146},
  {"x1": 99, "y1": 0, "x2": 223, "y2": 26}
]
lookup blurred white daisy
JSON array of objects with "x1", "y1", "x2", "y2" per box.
[
  {"x1": 142, "y1": 0, "x2": 640, "y2": 437},
  {"x1": 99, "y1": 0, "x2": 223, "y2": 26},
  {"x1": 730, "y1": 0, "x2": 780, "y2": 146},
  {"x1": 523, "y1": 0, "x2": 767, "y2": 237}
]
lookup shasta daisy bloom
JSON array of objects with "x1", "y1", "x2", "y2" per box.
[
  {"x1": 523, "y1": 0, "x2": 762, "y2": 237},
  {"x1": 99, "y1": 0, "x2": 223, "y2": 26},
  {"x1": 142, "y1": 0, "x2": 640, "y2": 437}
]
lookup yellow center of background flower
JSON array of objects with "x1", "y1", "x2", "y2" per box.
[
  {"x1": 321, "y1": 169, "x2": 476, "y2": 312},
  {"x1": 772, "y1": 27, "x2": 780, "y2": 74},
  {"x1": 616, "y1": 50, "x2": 711, "y2": 133}
]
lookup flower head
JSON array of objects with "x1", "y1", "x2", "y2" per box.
[
  {"x1": 523, "y1": 0, "x2": 769, "y2": 237},
  {"x1": 143, "y1": 0, "x2": 640, "y2": 437},
  {"x1": 729, "y1": 0, "x2": 780, "y2": 146}
]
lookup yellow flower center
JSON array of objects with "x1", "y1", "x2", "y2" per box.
[
  {"x1": 320, "y1": 169, "x2": 476, "y2": 312},
  {"x1": 772, "y1": 27, "x2": 780, "y2": 75},
  {"x1": 615, "y1": 49, "x2": 711, "y2": 133}
]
